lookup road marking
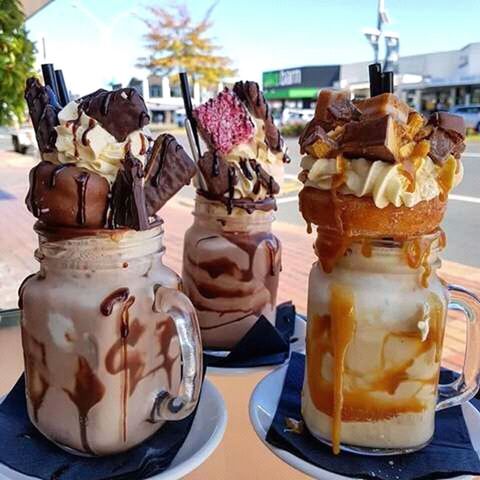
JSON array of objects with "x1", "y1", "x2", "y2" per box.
[
  {"x1": 278, "y1": 194, "x2": 480, "y2": 205},
  {"x1": 450, "y1": 194, "x2": 480, "y2": 204}
]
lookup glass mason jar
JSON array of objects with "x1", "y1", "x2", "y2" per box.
[
  {"x1": 19, "y1": 223, "x2": 203, "y2": 456},
  {"x1": 182, "y1": 196, "x2": 282, "y2": 350},
  {"x1": 302, "y1": 231, "x2": 480, "y2": 455}
]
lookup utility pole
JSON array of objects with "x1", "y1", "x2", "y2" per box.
[{"x1": 362, "y1": 0, "x2": 399, "y2": 72}]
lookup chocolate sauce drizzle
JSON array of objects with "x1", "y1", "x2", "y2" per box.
[
  {"x1": 100, "y1": 288, "x2": 130, "y2": 316},
  {"x1": 239, "y1": 158, "x2": 253, "y2": 180},
  {"x1": 49, "y1": 163, "x2": 72, "y2": 189},
  {"x1": 26, "y1": 164, "x2": 39, "y2": 217},
  {"x1": 227, "y1": 166, "x2": 237, "y2": 214},
  {"x1": 63, "y1": 356, "x2": 105, "y2": 454},
  {"x1": 74, "y1": 172, "x2": 90, "y2": 225},
  {"x1": 81, "y1": 118, "x2": 96, "y2": 146},
  {"x1": 21, "y1": 328, "x2": 49, "y2": 423}
]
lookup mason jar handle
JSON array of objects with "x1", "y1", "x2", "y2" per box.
[
  {"x1": 437, "y1": 284, "x2": 480, "y2": 411},
  {"x1": 149, "y1": 286, "x2": 203, "y2": 422}
]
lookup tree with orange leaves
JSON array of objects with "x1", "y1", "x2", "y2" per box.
[{"x1": 138, "y1": 2, "x2": 236, "y2": 89}]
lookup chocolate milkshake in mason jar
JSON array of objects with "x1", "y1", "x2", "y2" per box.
[
  {"x1": 298, "y1": 77, "x2": 480, "y2": 455},
  {"x1": 182, "y1": 82, "x2": 289, "y2": 349},
  {"x1": 19, "y1": 78, "x2": 202, "y2": 455}
]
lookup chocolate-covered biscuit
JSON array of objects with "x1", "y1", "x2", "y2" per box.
[
  {"x1": 197, "y1": 151, "x2": 230, "y2": 197},
  {"x1": 109, "y1": 152, "x2": 150, "y2": 230},
  {"x1": 233, "y1": 80, "x2": 288, "y2": 158},
  {"x1": 144, "y1": 134, "x2": 197, "y2": 215},
  {"x1": 78, "y1": 88, "x2": 150, "y2": 142},
  {"x1": 25, "y1": 161, "x2": 109, "y2": 227},
  {"x1": 24, "y1": 77, "x2": 60, "y2": 153},
  {"x1": 340, "y1": 115, "x2": 400, "y2": 163}
]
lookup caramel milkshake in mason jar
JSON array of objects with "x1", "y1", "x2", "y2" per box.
[
  {"x1": 297, "y1": 75, "x2": 480, "y2": 455},
  {"x1": 20, "y1": 79, "x2": 202, "y2": 455},
  {"x1": 182, "y1": 82, "x2": 288, "y2": 349}
]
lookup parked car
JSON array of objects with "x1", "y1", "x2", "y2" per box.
[
  {"x1": 281, "y1": 108, "x2": 314, "y2": 125},
  {"x1": 10, "y1": 126, "x2": 35, "y2": 154},
  {"x1": 449, "y1": 105, "x2": 480, "y2": 132}
]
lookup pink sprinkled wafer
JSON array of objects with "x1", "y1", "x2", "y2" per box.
[{"x1": 193, "y1": 87, "x2": 254, "y2": 155}]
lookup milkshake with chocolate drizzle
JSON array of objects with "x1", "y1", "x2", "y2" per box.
[
  {"x1": 182, "y1": 81, "x2": 288, "y2": 349},
  {"x1": 19, "y1": 78, "x2": 202, "y2": 455}
]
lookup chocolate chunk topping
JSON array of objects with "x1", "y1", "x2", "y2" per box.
[
  {"x1": 299, "y1": 125, "x2": 338, "y2": 155},
  {"x1": 78, "y1": 88, "x2": 150, "y2": 142},
  {"x1": 233, "y1": 80, "x2": 289, "y2": 160},
  {"x1": 312, "y1": 90, "x2": 361, "y2": 131},
  {"x1": 24, "y1": 77, "x2": 60, "y2": 153},
  {"x1": 197, "y1": 151, "x2": 230, "y2": 197},
  {"x1": 428, "y1": 112, "x2": 466, "y2": 139},
  {"x1": 340, "y1": 115, "x2": 400, "y2": 163},
  {"x1": 144, "y1": 134, "x2": 196, "y2": 215},
  {"x1": 109, "y1": 152, "x2": 150, "y2": 230},
  {"x1": 427, "y1": 112, "x2": 466, "y2": 165}
]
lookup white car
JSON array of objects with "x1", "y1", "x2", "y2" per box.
[
  {"x1": 281, "y1": 108, "x2": 314, "y2": 125},
  {"x1": 10, "y1": 126, "x2": 36, "y2": 154},
  {"x1": 450, "y1": 105, "x2": 480, "y2": 132}
]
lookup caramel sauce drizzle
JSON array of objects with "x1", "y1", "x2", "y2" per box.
[
  {"x1": 329, "y1": 284, "x2": 355, "y2": 454},
  {"x1": 437, "y1": 155, "x2": 457, "y2": 202},
  {"x1": 306, "y1": 289, "x2": 446, "y2": 455}
]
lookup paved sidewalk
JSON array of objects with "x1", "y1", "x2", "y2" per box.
[{"x1": 0, "y1": 150, "x2": 477, "y2": 372}]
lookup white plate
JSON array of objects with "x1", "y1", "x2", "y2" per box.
[
  {"x1": 249, "y1": 363, "x2": 480, "y2": 480},
  {"x1": 206, "y1": 314, "x2": 306, "y2": 376},
  {"x1": 0, "y1": 379, "x2": 227, "y2": 480}
]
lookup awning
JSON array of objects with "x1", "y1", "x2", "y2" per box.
[{"x1": 20, "y1": 0, "x2": 53, "y2": 19}]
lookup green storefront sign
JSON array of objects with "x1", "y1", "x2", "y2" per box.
[{"x1": 264, "y1": 87, "x2": 319, "y2": 100}]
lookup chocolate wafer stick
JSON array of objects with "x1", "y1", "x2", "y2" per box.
[
  {"x1": 369, "y1": 63, "x2": 382, "y2": 97},
  {"x1": 55, "y1": 69, "x2": 69, "y2": 107},
  {"x1": 41, "y1": 64, "x2": 60, "y2": 99}
]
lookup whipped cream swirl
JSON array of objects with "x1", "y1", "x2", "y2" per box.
[
  {"x1": 55, "y1": 101, "x2": 150, "y2": 183},
  {"x1": 300, "y1": 156, "x2": 463, "y2": 208}
]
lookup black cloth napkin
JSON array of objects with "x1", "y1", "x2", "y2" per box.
[
  {"x1": 266, "y1": 352, "x2": 480, "y2": 480},
  {"x1": 0, "y1": 373, "x2": 203, "y2": 480},
  {"x1": 204, "y1": 301, "x2": 298, "y2": 369}
]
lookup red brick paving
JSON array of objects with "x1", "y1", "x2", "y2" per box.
[{"x1": 0, "y1": 150, "x2": 477, "y2": 372}]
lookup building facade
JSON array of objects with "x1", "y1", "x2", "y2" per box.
[
  {"x1": 263, "y1": 43, "x2": 480, "y2": 117},
  {"x1": 117, "y1": 75, "x2": 202, "y2": 124}
]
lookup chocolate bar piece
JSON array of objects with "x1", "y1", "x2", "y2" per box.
[
  {"x1": 24, "y1": 77, "x2": 60, "y2": 153},
  {"x1": 426, "y1": 112, "x2": 466, "y2": 165},
  {"x1": 355, "y1": 93, "x2": 410, "y2": 124},
  {"x1": 197, "y1": 151, "x2": 230, "y2": 196},
  {"x1": 313, "y1": 90, "x2": 361, "y2": 131},
  {"x1": 340, "y1": 115, "x2": 400, "y2": 163},
  {"x1": 299, "y1": 124, "x2": 338, "y2": 156},
  {"x1": 233, "y1": 81, "x2": 287, "y2": 157},
  {"x1": 108, "y1": 152, "x2": 150, "y2": 230},
  {"x1": 144, "y1": 134, "x2": 197, "y2": 215},
  {"x1": 428, "y1": 112, "x2": 466, "y2": 139},
  {"x1": 78, "y1": 88, "x2": 150, "y2": 142},
  {"x1": 193, "y1": 88, "x2": 254, "y2": 155}
]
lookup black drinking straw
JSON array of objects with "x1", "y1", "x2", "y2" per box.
[
  {"x1": 41, "y1": 64, "x2": 60, "y2": 99},
  {"x1": 381, "y1": 71, "x2": 394, "y2": 94},
  {"x1": 368, "y1": 63, "x2": 382, "y2": 97},
  {"x1": 179, "y1": 72, "x2": 202, "y2": 157},
  {"x1": 55, "y1": 69, "x2": 70, "y2": 106}
]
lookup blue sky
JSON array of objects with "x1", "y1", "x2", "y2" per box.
[{"x1": 26, "y1": 0, "x2": 480, "y2": 96}]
